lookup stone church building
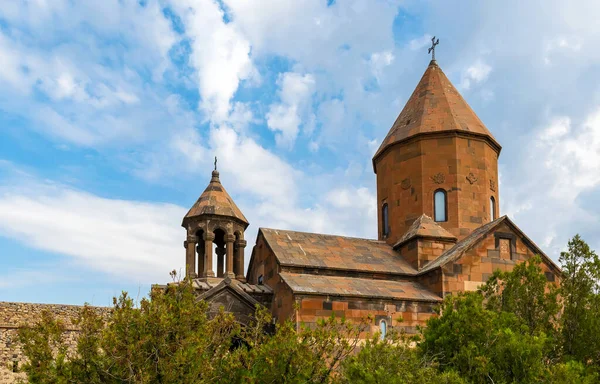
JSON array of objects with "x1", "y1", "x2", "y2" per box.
[
  {"x1": 0, "y1": 58, "x2": 565, "y2": 383},
  {"x1": 178, "y1": 59, "x2": 561, "y2": 336}
]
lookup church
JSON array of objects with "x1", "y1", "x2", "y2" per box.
[{"x1": 176, "y1": 57, "x2": 561, "y2": 336}]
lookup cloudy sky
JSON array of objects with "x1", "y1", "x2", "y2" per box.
[{"x1": 1, "y1": 0, "x2": 599, "y2": 305}]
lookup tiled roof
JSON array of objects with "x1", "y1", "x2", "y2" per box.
[
  {"x1": 394, "y1": 214, "x2": 457, "y2": 248},
  {"x1": 183, "y1": 170, "x2": 248, "y2": 225},
  {"x1": 260, "y1": 228, "x2": 418, "y2": 276},
  {"x1": 373, "y1": 60, "x2": 500, "y2": 165},
  {"x1": 280, "y1": 273, "x2": 441, "y2": 302},
  {"x1": 419, "y1": 216, "x2": 561, "y2": 274}
]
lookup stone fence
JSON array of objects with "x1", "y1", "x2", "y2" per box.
[{"x1": 0, "y1": 301, "x2": 111, "y2": 384}]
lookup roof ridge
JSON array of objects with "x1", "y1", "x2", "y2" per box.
[
  {"x1": 418, "y1": 215, "x2": 508, "y2": 273},
  {"x1": 259, "y1": 227, "x2": 384, "y2": 243},
  {"x1": 437, "y1": 65, "x2": 463, "y2": 133}
]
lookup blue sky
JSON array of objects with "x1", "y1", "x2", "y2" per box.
[{"x1": 1, "y1": 0, "x2": 599, "y2": 306}]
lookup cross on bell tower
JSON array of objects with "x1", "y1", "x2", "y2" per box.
[{"x1": 428, "y1": 36, "x2": 440, "y2": 61}]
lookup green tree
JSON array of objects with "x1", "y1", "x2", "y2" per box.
[
  {"x1": 229, "y1": 308, "x2": 363, "y2": 383},
  {"x1": 419, "y1": 292, "x2": 548, "y2": 383},
  {"x1": 481, "y1": 255, "x2": 559, "y2": 337},
  {"x1": 18, "y1": 272, "x2": 365, "y2": 384},
  {"x1": 559, "y1": 234, "x2": 600, "y2": 364},
  {"x1": 339, "y1": 330, "x2": 465, "y2": 384},
  {"x1": 17, "y1": 310, "x2": 70, "y2": 383}
]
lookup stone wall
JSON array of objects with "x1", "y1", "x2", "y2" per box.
[
  {"x1": 246, "y1": 234, "x2": 280, "y2": 289},
  {"x1": 375, "y1": 134, "x2": 500, "y2": 245},
  {"x1": 441, "y1": 222, "x2": 561, "y2": 296},
  {"x1": 0, "y1": 302, "x2": 111, "y2": 384},
  {"x1": 295, "y1": 295, "x2": 437, "y2": 337}
]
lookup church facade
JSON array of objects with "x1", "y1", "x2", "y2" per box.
[{"x1": 179, "y1": 59, "x2": 561, "y2": 336}]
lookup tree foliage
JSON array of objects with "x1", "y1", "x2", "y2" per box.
[
  {"x1": 16, "y1": 235, "x2": 600, "y2": 383},
  {"x1": 18, "y1": 272, "x2": 364, "y2": 384},
  {"x1": 559, "y1": 234, "x2": 600, "y2": 363}
]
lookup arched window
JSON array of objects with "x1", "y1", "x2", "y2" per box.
[
  {"x1": 490, "y1": 196, "x2": 496, "y2": 221},
  {"x1": 379, "y1": 320, "x2": 387, "y2": 340},
  {"x1": 434, "y1": 189, "x2": 447, "y2": 222},
  {"x1": 382, "y1": 203, "x2": 389, "y2": 237}
]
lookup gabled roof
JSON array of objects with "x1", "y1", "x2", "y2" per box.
[
  {"x1": 197, "y1": 277, "x2": 263, "y2": 307},
  {"x1": 419, "y1": 216, "x2": 561, "y2": 274},
  {"x1": 259, "y1": 228, "x2": 417, "y2": 276},
  {"x1": 183, "y1": 170, "x2": 248, "y2": 226},
  {"x1": 192, "y1": 277, "x2": 273, "y2": 295},
  {"x1": 280, "y1": 273, "x2": 441, "y2": 302},
  {"x1": 394, "y1": 214, "x2": 457, "y2": 248},
  {"x1": 373, "y1": 60, "x2": 501, "y2": 168}
]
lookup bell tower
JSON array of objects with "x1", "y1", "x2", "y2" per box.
[
  {"x1": 181, "y1": 162, "x2": 249, "y2": 281},
  {"x1": 373, "y1": 59, "x2": 502, "y2": 245}
]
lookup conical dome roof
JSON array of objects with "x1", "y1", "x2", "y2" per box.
[
  {"x1": 373, "y1": 60, "x2": 501, "y2": 169},
  {"x1": 182, "y1": 170, "x2": 249, "y2": 227}
]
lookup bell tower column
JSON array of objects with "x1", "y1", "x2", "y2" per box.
[
  {"x1": 216, "y1": 246, "x2": 226, "y2": 278},
  {"x1": 225, "y1": 234, "x2": 235, "y2": 278},
  {"x1": 235, "y1": 239, "x2": 247, "y2": 281},
  {"x1": 203, "y1": 232, "x2": 215, "y2": 277},
  {"x1": 185, "y1": 234, "x2": 197, "y2": 278},
  {"x1": 196, "y1": 241, "x2": 205, "y2": 277}
]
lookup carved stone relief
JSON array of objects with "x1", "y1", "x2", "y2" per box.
[
  {"x1": 489, "y1": 179, "x2": 496, "y2": 192},
  {"x1": 431, "y1": 172, "x2": 445, "y2": 184},
  {"x1": 466, "y1": 172, "x2": 478, "y2": 184},
  {"x1": 401, "y1": 178, "x2": 411, "y2": 190}
]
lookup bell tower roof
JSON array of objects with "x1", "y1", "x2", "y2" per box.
[
  {"x1": 182, "y1": 169, "x2": 249, "y2": 227},
  {"x1": 372, "y1": 60, "x2": 501, "y2": 170}
]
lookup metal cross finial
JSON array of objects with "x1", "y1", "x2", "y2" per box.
[
  {"x1": 214, "y1": 156, "x2": 217, "y2": 171},
  {"x1": 428, "y1": 36, "x2": 440, "y2": 61}
]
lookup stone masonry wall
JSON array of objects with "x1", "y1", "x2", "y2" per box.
[
  {"x1": 295, "y1": 295, "x2": 437, "y2": 338},
  {"x1": 0, "y1": 302, "x2": 111, "y2": 384},
  {"x1": 375, "y1": 134, "x2": 500, "y2": 245},
  {"x1": 441, "y1": 223, "x2": 560, "y2": 295}
]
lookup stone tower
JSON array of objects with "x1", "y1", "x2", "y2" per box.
[
  {"x1": 373, "y1": 60, "x2": 502, "y2": 245},
  {"x1": 181, "y1": 168, "x2": 248, "y2": 281}
]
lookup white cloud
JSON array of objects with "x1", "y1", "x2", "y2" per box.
[
  {"x1": 210, "y1": 125, "x2": 300, "y2": 204},
  {"x1": 369, "y1": 50, "x2": 394, "y2": 82},
  {"x1": 266, "y1": 72, "x2": 316, "y2": 148},
  {"x1": 460, "y1": 59, "x2": 492, "y2": 90},
  {"x1": 537, "y1": 111, "x2": 600, "y2": 199},
  {"x1": 408, "y1": 34, "x2": 433, "y2": 51},
  {"x1": 0, "y1": 2, "x2": 179, "y2": 147},
  {"x1": 169, "y1": 0, "x2": 258, "y2": 123},
  {"x1": 502, "y1": 108, "x2": 600, "y2": 258},
  {"x1": 544, "y1": 36, "x2": 583, "y2": 65},
  {"x1": 0, "y1": 182, "x2": 185, "y2": 282},
  {"x1": 1, "y1": 0, "x2": 177, "y2": 79}
]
